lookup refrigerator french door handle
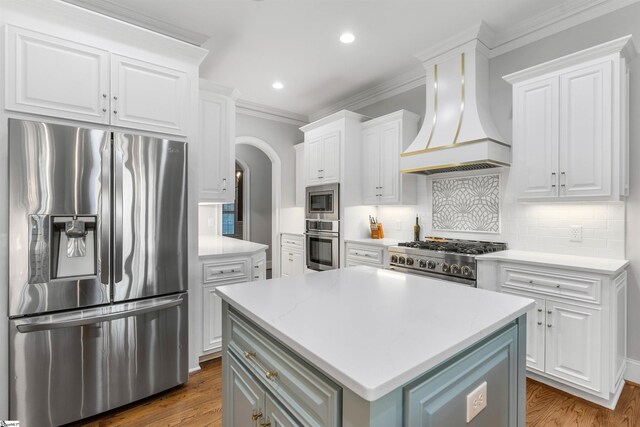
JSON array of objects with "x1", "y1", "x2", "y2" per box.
[
  {"x1": 15, "y1": 294, "x2": 185, "y2": 333},
  {"x1": 114, "y1": 141, "x2": 124, "y2": 284},
  {"x1": 100, "y1": 144, "x2": 111, "y2": 285}
]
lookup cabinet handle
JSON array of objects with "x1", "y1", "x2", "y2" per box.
[
  {"x1": 547, "y1": 324, "x2": 552, "y2": 328},
  {"x1": 551, "y1": 172, "x2": 557, "y2": 188},
  {"x1": 556, "y1": 284, "x2": 560, "y2": 288},
  {"x1": 244, "y1": 349, "x2": 279, "y2": 381},
  {"x1": 113, "y1": 110, "x2": 118, "y2": 115},
  {"x1": 254, "y1": 276, "x2": 259, "y2": 279},
  {"x1": 260, "y1": 418, "x2": 271, "y2": 427},
  {"x1": 113, "y1": 96, "x2": 118, "y2": 100},
  {"x1": 561, "y1": 172, "x2": 566, "y2": 189},
  {"x1": 537, "y1": 321, "x2": 542, "y2": 325},
  {"x1": 102, "y1": 108, "x2": 107, "y2": 112},
  {"x1": 102, "y1": 93, "x2": 107, "y2": 98},
  {"x1": 251, "y1": 409, "x2": 263, "y2": 421},
  {"x1": 547, "y1": 310, "x2": 552, "y2": 314},
  {"x1": 537, "y1": 308, "x2": 542, "y2": 312},
  {"x1": 528, "y1": 280, "x2": 534, "y2": 284}
]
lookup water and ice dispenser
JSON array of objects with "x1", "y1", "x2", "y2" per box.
[{"x1": 29, "y1": 215, "x2": 97, "y2": 283}]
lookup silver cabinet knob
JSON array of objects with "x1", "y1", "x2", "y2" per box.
[
  {"x1": 113, "y1": 110, "x2": 118, "y2": 114},
  {"x1": 102, "y1": 108, "x2": 107, "y2": 112},
  {"x1": 102, "y1": 93, "x2": 107, "y2": 98},
  {"x1": 113, "y1": 96, "x2": 118, "y2": 100},
  {"x1": 547, "y1": 324, "x2": 552, "y2": 328}
]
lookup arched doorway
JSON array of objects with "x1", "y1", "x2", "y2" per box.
[{"x1": 235, "y1": 136, "x2": 282, "y2": 278}]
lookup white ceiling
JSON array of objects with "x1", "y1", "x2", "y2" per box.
[{"x1": 69, "y1": 0, "x2": 596, "y2": 117}]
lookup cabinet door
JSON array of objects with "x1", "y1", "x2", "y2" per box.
[
  {"x1": 362, "y1": 127, "x2": 381, "y2": 204},
  {"x1": 504, "y1": 291, "x2": 546, "y2": 372},
  {"x1": 199, "y1": 90, "x2": 235, "y2": 203},
  {"x1": 264, "y1": 393, "x2": 300, "y2": 427},
  {"x1": 252, "y1": 252, "x2": 267, "y2": 281},
  {"x1": 111, "y1": 54, "x2": 188, "y2": 136},
  {"x1": 226, "y1": 356, "x2": 265, "y2": 427},
  {"x1": 321, "y1": 131, "x2": 341, "y2": 183},
  {"x1": 305, "y1": 137, "x2": 323, "y2": 185},
  {"x1": 378, "y1": 121, "x2": 401, "y2": 204},
  {"x1": 545, "y1": 298, "x2": 602, "y2": 392},
  {"x1": 294, "y1": 144, "x2": 305, "y2": 207},
  {"x1": 281, "y1": 250, "x2": 294, "y2": 277},
  {"x1": 6, "y1": 26, "x2": 110, "y2": 124},
  {"x1": 514, "y1": 78, "x2": 559, "y2": 199},
  {"x1": 202, "y1": 286, "x2": 223, "y2": 353},
  {"x1": 292, "y1": 251, "x2": 305, "y2": 277},
  {"x1": 559, "y1": 61, "x2": 612, "y2": 198}
]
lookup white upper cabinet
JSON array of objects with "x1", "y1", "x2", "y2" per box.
[
  {"x1": 505, "y1": 36, "x2": 634, "y2": 201},
  {"x1": 6, "y1": 25, "x2": 110, "y2": 124},
  {"x1": 304, "y1": 132, "x2": 340, "y2": 185},
  {"x1": 111, "y1": 55, "x2": 188, "y2": 136},
  {"x1": 5, "y1": 25, "x2": 191, "y2": 136},
  {"x1": 301, "y1": 111, "x2": 369, "y2": 193},
  {"x1": 559, "y1": 62, "x2": 611, "y2": 198},
  {"x1": 198, "y1": 80, "x2": 238, "y2": 203},
  {"x1": 513, "y1": 78, "x2": 559, "y2": 199},
  {"x1": 361, "y1": 110, "x2": 420, "y2": 205}
]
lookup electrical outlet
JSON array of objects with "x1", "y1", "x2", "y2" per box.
[
  {"x1": 569, "y1": 225, "x2": 583, "y2": 242},
  {"x1": 466, "y1": 381, "x2": 487, "y2": 423}
]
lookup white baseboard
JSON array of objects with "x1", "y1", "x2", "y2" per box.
[
  {"x1": 625, "y1": 357, "x2": 640, "y2": 384},
  {"x1": 188, "y1": 366, "x2": 201, "y2": 375}
]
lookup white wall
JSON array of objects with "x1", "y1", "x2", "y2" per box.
[
  {"x1": 354, "y1": 2, "x2": 640, "y2": 360},
  {"x1": 237, "y1": 144, "x2": 273, "y2": 261}
]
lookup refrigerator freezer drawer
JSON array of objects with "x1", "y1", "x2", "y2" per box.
[{"x1": 9, "y1": 293, "x2": 188, "y2": 426}]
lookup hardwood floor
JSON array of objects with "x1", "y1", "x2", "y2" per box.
[{"x1": 72, "y1": 359, "x2": 640, "y2": 426}]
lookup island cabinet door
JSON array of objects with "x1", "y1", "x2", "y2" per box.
[
  {"x1": 264, "y1": 393, "x2": 300, "y2": 427},
  {"x1": 226, "y1": 355, "x2": 266, "y2": 427},
  {"x1": 544, "y1": 298, "x2": 602, "y2": 393},
  {"x1": 404, "y1": 324, "x2": 519, "y2": 427}
]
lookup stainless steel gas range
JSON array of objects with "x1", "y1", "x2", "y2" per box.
[{"x1": 388, "y1": 239, "x2": 507, "y2": 286}]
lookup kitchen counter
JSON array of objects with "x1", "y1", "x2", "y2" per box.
[
  {"x1": 344, "y1": 237, "x2": 402, "y2": 247},
  {"x1": 216, "y1": 266, "x2": 533, "y2": 402},
  {"x1": 199, "y1": 235, "x2": 268, "y2": 257},
  {"x1": 476, "y1": 250, "x2": 629, "y2": 275}
]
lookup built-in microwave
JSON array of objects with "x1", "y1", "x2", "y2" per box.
[{"x1": 305, "y1": 183, "x2": 339, "y2": 221}]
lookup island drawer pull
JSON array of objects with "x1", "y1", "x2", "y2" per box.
[
  {"x1": 252, "y1": 409, "x2": 263, "y2": 421},
  {"x1": 243, "y1": 349, "x2": 279, "y2": 381},
  {"x1": 260, "y1": 419, "x2": 271, "y2": 427}
]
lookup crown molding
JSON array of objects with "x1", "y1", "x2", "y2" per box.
[
  {"x1": 309, "y1": 0, "x2": 640, "y2": 121},
  {"x1": 308, "y1": 67, "x2": 425, "y2": 122},
  {"x1": 300, "y1": 110, "x2": 370, "y2": 133},
  {"x1": 236, "y1": 100, "x2": 309, "y2": 127},
  {"x1": 503, "y1": 35, "x2": 636, "y2": 84},
  {"x1": 61, "y1": 0, "x2": 210, "y2": 46},
  {"x1": 488, "y1": 0, "x2": 640, "y2": 57},
  {"x1": 199, "y1": 79, "x2": 241, "y2": 100}
]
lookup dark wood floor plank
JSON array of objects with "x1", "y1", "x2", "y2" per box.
[{"x1": 71, "y1": 359, "x2": 640, "y2": 426}]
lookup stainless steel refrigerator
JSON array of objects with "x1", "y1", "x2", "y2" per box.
[{"x1": 8, "y1": 119, "x2": 189, "y2": 426}]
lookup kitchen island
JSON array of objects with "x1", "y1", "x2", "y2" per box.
[{"x1": 216, "y1": 266, "x2": 534, "y2": 427}]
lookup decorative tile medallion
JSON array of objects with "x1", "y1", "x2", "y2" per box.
[{"x1": 432, "y1": 174, "x2": 500, "y2": 233}]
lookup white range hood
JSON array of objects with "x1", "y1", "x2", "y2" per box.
[{"x1": 401, "y1": 23, "x2": 510, "y2": 175}]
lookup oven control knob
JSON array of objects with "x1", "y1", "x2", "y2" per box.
[
  {"x1": 442, "y1": 262, "x2": 450, "y2": 273},
  {"x1": 418, "y1": 260, "x2": 427, "y2": 268},
  {"x1": 462, "y1": 266, "x2": 473, "y2": 277},
  {"x1": 406, "y1": 257, "x2": 414, "y2": 266},
  {"x1": 451, "y1": 264, "x2": 460, "y2": 274},
  {"x1": 398, "y1": 256, "x2": 406, "y2": 265},
  {"x1": 391, "y1": 255, "x2": 398, "y2": 263},
  {"x1": 427, "y1": 260, "x2": 436, "y2": 270}
]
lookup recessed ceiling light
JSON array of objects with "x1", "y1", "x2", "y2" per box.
[
  {"x1": 340, "y1": 32, "x2": 355, "y2": 44},
  {"x1": 272, "y1": 81, "x2": 284, "y2": 90}
]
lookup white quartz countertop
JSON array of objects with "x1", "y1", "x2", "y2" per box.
[
  {"x1": 476, "y1": 250, "x2": 629, "y2": 275},
  {"x1": 216, "y1": 266, "x2": 534, "y2": 401},
  {"x1": 199, "y1": 235, "x2": 268, "y2": 257},
  {"x1": 344, "y1": 237, "x2": 402, "y2": 247}
]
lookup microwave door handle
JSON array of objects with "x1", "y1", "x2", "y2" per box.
[
  {"x1": 100, "y1": 140, "x2": 111, "y2": 286},
  {"x1": 114, "y1": 137, "x2": 124, "y2": 284}
]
